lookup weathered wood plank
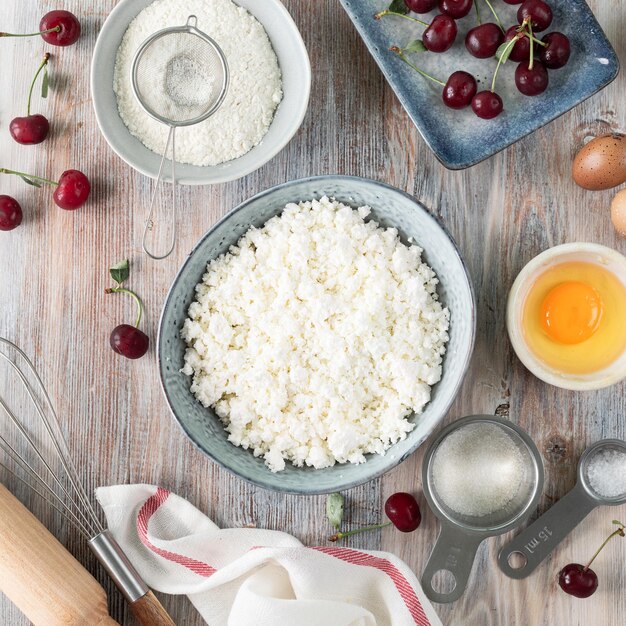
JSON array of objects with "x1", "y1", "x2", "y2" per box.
[{"x1": 0, "y1": 1, "x2": 624, "y2": 625}]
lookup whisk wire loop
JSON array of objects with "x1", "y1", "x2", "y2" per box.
[{"x1": 0, "y1": 338, "x2": 104, "y2": 536}]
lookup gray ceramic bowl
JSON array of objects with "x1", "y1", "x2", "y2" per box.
[
  {"x1": 91, "y1": 0, "x2": 310, "y2": 185},
  {"x1": 158, "y1": 176, "x2": 476, "y2": 493}
]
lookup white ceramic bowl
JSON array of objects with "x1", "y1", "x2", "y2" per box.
[
  {"x1": 91, "y1": 0, "x2": 310, "y2": 185},
  {"x1": 507, "y1": 243, "x2": 626, "y2": 391}
]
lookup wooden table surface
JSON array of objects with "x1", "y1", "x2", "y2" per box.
[{"x1": 1, "y1": 1, "x2": 625, "y2": 624}]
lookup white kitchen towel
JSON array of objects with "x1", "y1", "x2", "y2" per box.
[{"x1": 96, "y1": 484, "x2": 441, "y2": 626}]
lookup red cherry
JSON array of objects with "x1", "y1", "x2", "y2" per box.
[
  {"x1": 53, "y1": 170, "x2": 91, "y2": 210},
  {"x1": 504, "y1": 26, "x2": 532, "y2": 63},
  {"x1": 405, "y1": 0, "x2": 438, "y2": 12},
  {"x1": 110, "y1": 324, "x2": 150, "y2": 359},
  {"x1": 442, "y1": 71, "x2": 477, "y2": 109},
  {"x1": 385, "y1": 492, "x2": 422, "y2": 532},
  {"x1": 465, "y1": 23, "x2": 504, "y2": 59},
  {"x1": 472, "y1": 91, "x2": 503, "y2": 119},
  {"x1": 558, "y1": 564, "x2": 598, "y2": 598},
  {"x1": 0, "y1": 195, "x2": 23, "y2": 231},
  {"x1": 423, "y1": 14, "x2": 457, "y2": 53},
  {"x1": 9, "y1": 114, "x2": 50, "y2": 145},
  {"x1": 515, "y1": 60, "x2": 549, "y2": 96},
  {"x1": 540, "y1": 32, "x2": 571, "y2": 69},
  {"x1": 439, "y1": 0, "x2": 473, "y2": 19},
  {"x1": 517, "y1": 0, "x2": 553, "y2": 32},
  {"x1": 39, "y1": 10, "x2": 81, "y2": 46},
  {"x1": 503, "y1": 0, "x2": 523, "y2": 3}
]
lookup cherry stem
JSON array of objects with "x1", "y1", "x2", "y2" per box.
[
  {"x1": 329, "y1": 521, "x2": 392, "y2": 542},
  {"x1": 528, "y1": 21, "x2": 535, "y2": 70},
  {"x1": 474, "y1": 0, "x2": 482, "y2": 24},
  {"x1": 390, "y1": 47, "x2": 446, "y2": 87},
  {"x1": 105, "y1": 287, "x2": 144, "y2": 328},
  {"x1": 491, "y1": 35, "x2": 518, "y2": 92},
  {"x1": 27, "y1": 53, "x2": 50, "y2": 116},
  {"x1": 584, "y1": 521, "x2": 625, "y2": 571},
  {"x1": 0, "y1": 167, "x2": 57, "y2": 186},
  {"x1": 532, "y1": 35, "x2": 547, "y2": 47},
  {"x1": 375, "y1": 10, "x2": 428, "y2": 27},
  {"x1": 482, "y1": 0, "x2": 504, "y2": 32},
  {"x1": 0, "y1": 26, "x2": 61, "y2": 38}
]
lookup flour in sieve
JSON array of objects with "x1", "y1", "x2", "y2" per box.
[{"x1": 114, "y1": 0, "x2": 283, "y2": 167}]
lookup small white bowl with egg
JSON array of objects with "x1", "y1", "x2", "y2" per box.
[
  {"x1": 507, "y1": 242, "x2": 626, "y2": 391},
  {"x1": 91, "y1": 0, "x2": 310, "y2": 184}
]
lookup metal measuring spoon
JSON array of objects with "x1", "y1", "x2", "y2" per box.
[
  {"x1": 421, "y1": 415, "x2": 544, "y2": 603},
  {"x1": 498, "y1": 439, "x2": 626, "y2": 579}
]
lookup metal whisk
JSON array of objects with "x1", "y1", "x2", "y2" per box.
[{"x1": 0, "y1": 338, "x2": 175, "y2": 626}]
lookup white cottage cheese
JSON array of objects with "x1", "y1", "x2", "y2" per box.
[
  {"x1": 182, "y1": 198, "x2": 450, "y2": 472},
  {"x1": 114, "y1": 0, "x2": 283, "y2": 166}
]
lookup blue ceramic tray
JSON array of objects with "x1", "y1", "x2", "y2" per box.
[{"x1": 340, "y1": 0, "x2": 619, "y2": 169}]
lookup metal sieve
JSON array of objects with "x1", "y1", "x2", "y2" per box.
[
  {"x1": 131, "y1": 15, "x2": 229, "y2": 259},
  {"x1": 421, "y1": 415, "x2": 544, "y2": 603},
  {"x1": 499, "y1": 438, "x2": 626, "y2": 579}
]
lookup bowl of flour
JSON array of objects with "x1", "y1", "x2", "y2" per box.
[
  {"x1": 91, "y1": 0, "x2": 310, "y2": 184},
  {"x1": 158, "y1": 176, "x2": 476, "y2": 493}
]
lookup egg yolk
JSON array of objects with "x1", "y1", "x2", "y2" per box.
[{"x1": 540, "y1": 281, "x2": 603, "y2": 344}]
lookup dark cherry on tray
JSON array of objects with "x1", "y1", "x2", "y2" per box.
[
  {"x1": 558, "y1": 564, "x2": 599, "y2": 598},
  {"x1": 53, "y1": 170, "x2": 91, "y2": 210},
  {"x1": 515, "y1": 60, "x2": 549, "y2": 96},
  {"x1": 423, "y1": 14, "x2": 457, "y2": 53},
  {"x1": 465, "y1": 23, "x2": 504, "y2": 59},
  {"x1": 0, "y1": 195, "x2": 23, "y2": 231},
  {"x1": 504, "y1": 26, "x2": 532, "y2": 63},
  {"x1": 9, "y1": 114, "x2": 49, "y2": 145},
  {"x1": 110, "y1": 324, "x2": 150, "y2": 360},
  {"x1": 540, "y1": 32, "x2": 571, "y2": 69},
  {"x1": 439, "y1": 0, "x2": 473, "y2": 20},
  {"x1": 39, "y1": 10, "x2": 81, "y2": 46},
  {"x1": 472, "y1": 91, "x2": 503, "y2": 119},
  {"x1": 405, "y1": 0, "x2": 438, "y2": 12},
  {"x1": 385, "y1": 493, "x2": 422, "y2": 532},
  {"x1": 517, "y1": 0, "x2": 553, "y2": 32},
  {"x1": 443, "y1": 71, "x2": 477, "y2": 109}
]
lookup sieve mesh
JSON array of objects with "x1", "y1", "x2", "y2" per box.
[{"x1": 132, "y1": 22, "x2": 227, "y2": 126}]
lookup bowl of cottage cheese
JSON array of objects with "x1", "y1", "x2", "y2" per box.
[
  {"x1": 91, "y1": 0, "x2": 310, "y2": 184},
  {"x1": 158, "y1": 176, "x2": 475, "y2": 493}
]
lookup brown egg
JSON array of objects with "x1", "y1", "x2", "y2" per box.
[
  {"x1": 572, "y1": 134, "x2": 626, "y2": 190},
  {"x1": 611, "y1": 188, "x2": 626, "y2": 238}
]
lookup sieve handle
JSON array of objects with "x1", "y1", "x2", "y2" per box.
[
  {"x1": 421, "y1": 524, "x2": 484, "y2": 603},
  {"x1": 142, "y1": 126, "x2": 177, "y2": 260},
  {"x1": 497, "y1": 484, "x2": 597, "y2": 579}
]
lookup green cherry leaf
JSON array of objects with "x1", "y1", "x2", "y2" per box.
[
  {"x1": 41, "y1": 66, "x2": 49, "y2": 99},
  {"x1": 110, "y1": 259, "x2": 130, "y2": 286},
  {"x1": 404, "y1": 39, "x2": 427, "y2": 54},
  {"x1": 495, "y1": 39, "x2": 515, "y2": 63},
  {"x1": 19, "y1": 175, "x2": 41, "y2": 188},
  {"x1": 326, "y1": 492, "x2": 345, "y2": 530},
  {"x1": 388, "y1": 0, "x2": 409, "y2": 14}
]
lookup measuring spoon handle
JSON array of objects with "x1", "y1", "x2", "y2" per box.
[
  {"x1": 421, "y1": 524, "x2": 483, "y2": 603},
  {"x1": 498, "y1": 484, "x2": 597, "y2": 579}
]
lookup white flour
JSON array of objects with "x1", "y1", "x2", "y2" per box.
[{"x1": 114, "y1": 0, "x2": 283, "y2": 167}]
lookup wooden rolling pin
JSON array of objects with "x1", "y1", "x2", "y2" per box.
[{"x1": 0, "y1": 483, "x2": 118, "y2": 625}]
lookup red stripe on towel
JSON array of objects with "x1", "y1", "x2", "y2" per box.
[
  {"x1": 311, "y1": 546, "x2": 431, "y2": 626},
  {"x1": 136, "y1": 487, "x2": 216, "y2": 577}
]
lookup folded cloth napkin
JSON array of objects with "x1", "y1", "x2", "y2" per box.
[{"x1": 96, "y1": 484, "x2": 442, "y2": 626}]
